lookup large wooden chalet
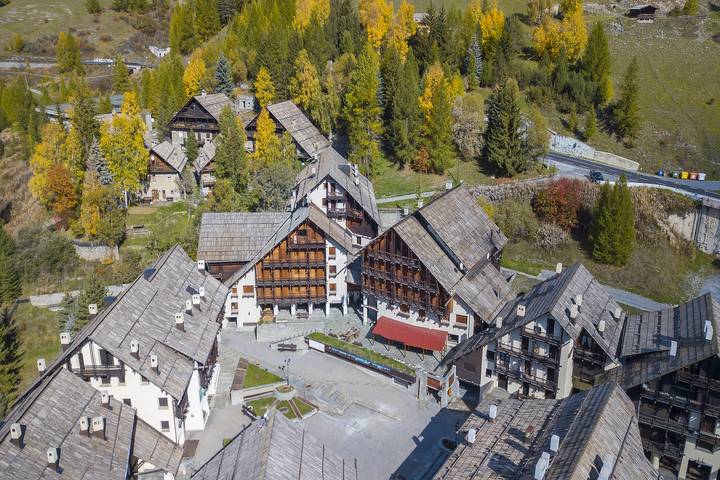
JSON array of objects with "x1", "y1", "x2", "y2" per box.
[
  {"x1": 291, "y1": 147, "x2": 380, "y2": 245},
  {"x1": 167, "y1": 92, "x2": 235, "y2": 146},
  {"x1": 359, "y1": 186, "x2": 512, "y2": 353}
]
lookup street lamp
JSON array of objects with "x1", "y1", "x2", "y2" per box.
[{"x1": 279, "y1": 358, "x2": 291, "y2": 386}]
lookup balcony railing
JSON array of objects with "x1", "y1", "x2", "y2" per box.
[
  {"x1": 326, "y1": 192, "x2": 345, "y2": 201},
  {"x1": 256, "y1": 277, "x2": 326, "y2": 287},
  {"x1": 256, "y1": 294, "x2": 327, "y2": 306},
  {"x1": 288, "y1": 239, "x2": 326, "y2": 250},
  {"x1": 362, "y1": 266, "x2": 437, "y2": 293},
  {"x1": 495, "y1": 342, "x2": 560, "y2": 367},
  {"x1": 73, "y1": 364, "x2": 125, "y2": 378},
  {"x1": 495, "y1": 360, "x2": 557, "y2": 390},
  {"x1": 262, "y1": 259, "x2": 326, "y2": 269},
  {"x1": 328, "y1": 206, "x2": 364, "y2": 221},
  {"x1": 362, "y1": 286, "x2": 445, "y2": 316},
  {"x1": 676, "y1": 370, "x2": 720, "y2": 393},
  {"x1": 522, "y1": 325, "x2": 563, "y2": 346},
  {"x1": 366, "y1": 250, "x2": 420, "y2": 269},
  {"x1": 641, "y1": 438, "x2": 684, "y2": 459},
  {"x1": 573, "y1": 347, "x2": 606, "y2": 364}
]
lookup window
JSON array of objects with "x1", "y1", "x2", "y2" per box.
[
  {"x1": 455, "y1": 314, "x2": 469, "y2": 326},
  {"x1": 329, "y1": 265, "x2": 337, "y2": 275},
  {"x1": 400, "y1": 304, "x2": 410, "y2": 313},
  {"x1": 158, "y1": 397, "x2": 169, "y2": 409},
  {"x1": 322, "y1": 198, "x2": 328, "y2": 206},
  {"x1": 356, "y1": 236, "x2": 362, "y2": 245},
  {"x1": 231, "y1": 287, "x2": 238, "y2": 297},
  {"x1": 123, "y1": 398, "x2": 132, "y2": 407},
  {"x1": 486, "y1": 350, "x2": 496, "y2": 361},
  {"x1": 242, "y1": 285, "x2": 254, "y2": 297},
  {"x1": 328, "y1": 247, "x2": 336, "y2": 259},
  {"x1": 329, "y1": 283, "x2": 337, "y2": 294},
  {"x1": 140, "y1": 375, "x2": 149, "y2": 385},
  {"x1": 160, "y1": 421, "x2": 170, "y2": 432},
  {"x1": 100, "y1": 376, "x2": 110, "y2": 385},
  {"x1": 485, "y1": 369, "x2": 493, "y2": 378}
]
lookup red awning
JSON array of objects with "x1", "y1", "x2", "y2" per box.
[{"x1": 372, "y1": 316, "x2": 448, "y2": 352}]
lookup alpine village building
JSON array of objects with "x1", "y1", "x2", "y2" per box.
[
  {"x1": 143, "y1": 140, "x2": 188, "y2": 203},
  {"x1": 167, "y1": 92, "x2": 238, "y2": 146},
  {"x1": 0, "y1": 368, "x2": 182, "y2": 480},
  {"x1": 55, "y1": 246, "x2": 228, "y2": 446},
  {"x1": 432, "y1": 382, "x2": 659, "y2": 480},
  {"x1": 359, "y1": 186, "x2": 513, "y2": 354}
]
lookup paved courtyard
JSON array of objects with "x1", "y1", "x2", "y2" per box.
[{"x1": 191, "y1": 329, "x2": 473, "y2": 479}]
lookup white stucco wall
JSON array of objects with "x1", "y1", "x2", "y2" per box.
[
  {"x1": 224, "y1": 269, "x2": 263, "y2": 328},
  {"x1": 326, "y1": 237, "x2": 347, "y2": 306},
  {"x1": 143, "y1": 173, "x2": 182, "y2": 202}
]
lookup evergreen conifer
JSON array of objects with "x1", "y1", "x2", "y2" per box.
[
  {"x1": 215, "y1": 55, "x2": 234, "y2": 95},
  {"x1": 483, "y1": 78, "x2": 531, "y2": 175}
]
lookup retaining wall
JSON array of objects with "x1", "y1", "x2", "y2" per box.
[{"x1": 71, "y1": 240, "x2": 120, "y2": 262}]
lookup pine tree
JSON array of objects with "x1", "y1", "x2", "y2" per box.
[
  {"x1": 218, "y1": 0, "x2": 240, "y2": 25},
  {"x1": 591, "y1": 175, "x2": 635, "y2": 266},
  {"x1": 194, "y1": 0, "x2": 222, "y2": 42},
  {"x1": 568, "y1": 104, "x2": 578, "y2": 133},
  {"x1": 584, "y1": 108, "x2": 597, "y2": 140},
  {"x1": 0, "y1": 253, "x2": 21, "y2": 305},
  {"x1": 0, "y1": 227, "x2": 14, "y2": 259},
  {"x1": 614, "y1": 57, "x2": 640, "y2": 143},
  {"x1": 112, "y1": 54, "x2": 130, "y2": 94},
  {"x1": 464, "y1": 36, "x2": 483, "y2": 89},
  {"x1": 616, "y1": 175, "x2": 636, "y2": 265},
  {"x1": 215, "y1": 55, "x2": 234, "y2": 94},
  {"x1": 169, "y1": 2, "x2": 197, "y2": 55},
  {"x1": 185, "y1": 130, "x2": 199, "y2": 164},
  {"x1": 56, "y1": 32, "x2": 84, "y2": 75},
  {"x1": 381, "y1": 45, "x2": 420, "y2": 165},
  {"x1": 422, "y1": 80, "x2": 456, "y2": 173},
  {"x1": 214, "y1": 106, "x2": 248, "y2": 199},
  {"x1": 343, "y1": 44, "x2": 384, "y2": 176},
  {"x1": 483, "y1": 78, "x2": 530, "y2": 175},
  {"x1": 0, "y1": 307, "x2": 20, "y2": 419},
  {"x1": 582, "y1": 23, "x2": 612, "y2": 105}
]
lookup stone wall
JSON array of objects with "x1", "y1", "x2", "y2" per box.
[
  {"x1": 469, "y1": 177, "x2": 554, "y2": 202},
  {"x1": 70, "y1": 240, "x2": 120, "y2": 262}
]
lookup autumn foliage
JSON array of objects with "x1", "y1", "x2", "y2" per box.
[{"x1": 532, "y1": 178, "x2": 590, "y2": 232}]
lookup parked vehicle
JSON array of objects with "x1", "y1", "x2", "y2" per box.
[{"x1": 589, "y1": 171, "x2": 605, "y2": 183}]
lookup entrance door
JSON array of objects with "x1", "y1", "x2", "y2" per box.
[{"x1": 152, "y1": 190, "x2": 159, "y2": 201}]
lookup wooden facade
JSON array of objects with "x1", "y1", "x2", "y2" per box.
[
  {"x1": 255, "y1": 221, "x2": 328, "y2": 306},
  {"x1": 325, "y1": 183, "x2": 377, "y2": 238},
  {"x1": 207, "y1": 261, "x2": 246, "y2": 282},
  {"x1": 149, "y1": 151, "x2": 179, "y2": 174},
  {"x1": 361, "y1": 228, "x2": 449, "y2": 317},
  {"x1": 168, "y1": 98, "x2": 221, "y2": 138}
]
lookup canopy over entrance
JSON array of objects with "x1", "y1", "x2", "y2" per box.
[{"x1": 372, "y1": 316, "x2": 448, "y2": 352}]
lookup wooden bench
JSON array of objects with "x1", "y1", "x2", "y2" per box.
[{"x1": 278, "y1": 343, "x2": 297, "y2": 352}]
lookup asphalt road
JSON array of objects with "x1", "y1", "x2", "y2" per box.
[{"x1": 546, "y1": 152, "x2": 720, "y2": 200}]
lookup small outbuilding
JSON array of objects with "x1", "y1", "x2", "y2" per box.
[{"x1": 628, "y1": 4, "x2": 659, "y2": 21}]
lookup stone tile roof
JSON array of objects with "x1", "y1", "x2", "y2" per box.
[
  {"x1": 84, "y1": 245, "x2": 228, "y2": 401},
  {"x1": 194, "y1": 140, "x2": 217, "y2": 173},
  {"x1": 266, "y1": 101, "x2": 331, "y2": 159},
  {"x1": 433, "y1": 383, "x2": 658, "y2": 480},
  {"x1": 191, "y1": 409, "x2": 357, "y2": 480},
  {"x1": 381, "y1": 187, "x2": 512, "y2": 320},
  {"x1": 442, "y1": 263, "x2": 626, "y2": 367},
  {"x1": 198, "y1": 212, "x2": 291, "y2": 263},
  {"x1": 151, "y1": 140, "x2": 187, "y2": 172},
  {"x1": 224, "y1": 204, "x2": 358, "y2": 287},
  {"x1": 601, "y1": 293, "x2": 720, "y2": 389},
  {"x1": 195, "y1": 93, "x2": 234, "y2": 122},
  {"x1": 0, "y1": 368, "x2": 182, "y2": 480},
  {"x1": 293, "y1": 147, "x2": 380, "y2": 225}
]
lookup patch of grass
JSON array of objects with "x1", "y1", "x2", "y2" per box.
[
  {"x1": 246, "y1": 396, "x2": 276, "y2": 417},
  {"x1": 293, "y1": 397, "x2": 316, "y2": 417},
  {"x1": 276, "y1": 399, "x2": 298, "y2": 419},
  {"x1": 502, "y1": 236, "x2": 718, "y2": 304},
  {"x1": 242, "y1": 363, "x2": 283, "y2": 389},
  {"x1": 12, "y1": 302, "x2": 61, "y2": 392},
  {"x1": 501, "y1": 255, "x2": 545, "y2": 276},
  {"x1": 307, "y1": 332, "x2": 416, "y2": 376},
  {"x1": 618, "y1": 303, "x2": 646, "y2": 315},
  {"x1": 124, "y1": 202, "x2": 193, "y2": 249}
]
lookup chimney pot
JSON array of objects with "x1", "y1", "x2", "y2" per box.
[
  {"x1": 79, "y1": 417, "x2": 90, "y2": 434},
  {"x1": 101, "y1": 391, "x2": 110, "y2": 406},
  {"x1": 704, "y1": 320, "x2": 714, "y2": 341},
  {"x1": 445, "y1": 180, "x2": 453, "y2": 190},
  {"x1": 91, "y1": 416, "x2": 106, "y2": 439},
  {"x1": 47, "y1": 447, "x2": 59, "y2": 467},
  {"x1": 185, "y1": 299, "x2": 192, "y2": 312},
  {"x1": 516, "y1": 305, "x2": 526, "y2": 317},
  {"x1": 150, "y1": 354, "x2": 159, "y2": 372},
  {"x1": 550, "y1": 434, "x2": 560, "y2": 453},
  {"x1": 192, "y1": 294, "x2": 201, "y2": 305},
  {"x1": 197, "y1": 260, "x2": 206, "y2": 271},
  {"x1": 175, "y1": 312, "x2": 185, "y2": 331},
  {"x1": 402, "y1": 206, "x2": 409, "y2": 216},
  {"x1": 495, "y1": 316, "x2": 503, "y2": 328},
  {"x1": 466, "y1": 428, "x2": 477, "y2": 444},
  {"x1": 60, "y1": 332, "x2": 71, "y2": 350},
  {"x1": 613, "y1": 306, "x2": 622, "y2": 319},
  {"x1": 199, "y1": 286, "x2": 205, "y2": 298},
  {"x1": 130, "y1": 339, "x2": 139, "y2": 358},
  {"x1": 88, "y1": 303, "x2": 98, "y2": 315},
  {"x1": 9, "y1": 423, "x2": 22, "y2": 444},
  {"x1": 555, "y1": 263, "x2": 563, "y2": 274},
  {"x1": 37, "y1": 358, "x2": 46, "y2": 372},
  {"x1": 670, "y1": 340, "x2": 678, "y2": 357},
  {"x1": 598, "y1": 320, "x2": 606, "y2": 334},
  {"x1": 574, "y1": 294, "x2": 583, "y2": 306},
  {"x1": 569, "y1": 304, "x2": 579, "y2": 320},
  {"x1": 489, "y1": 404, "x2": 497, "y2": 421}
]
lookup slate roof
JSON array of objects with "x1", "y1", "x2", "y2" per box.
[
  {"x1": 224, "y1": 204, "x2": 358, "y2": 286},
  {"x1": 433, "y1": 383, "x2": 659, "y2": 480},
  {"x1": 0, "y1": 368, "x2": 182, "y2": 480},
  {"x1": 195, "y1": 93, "x2": 235, "y2": 122},
  {"x1": 151, "y1": 140, "x2": 188, "y2": 172},
  {"x1": 293, "y1": 147, "x2": 380, "y2": 226},
  {"x1": 195, "y1": 140, "x2": 217, "y2": 173},
  {"x1": 197, "y1": 212, "x2": 290, "y2": 263},
  {"x1": 191, "y1": 409, "x2": 357, "y2": 480},
  {"x1": 372, "y1": 187, "x2": 512, "y2": 321},
  {"x1": 266, "y1": 101, "x2": 331, "y2": 159},
  {"x1": 600, "y1": 293, "x2": 720, "y2": 389},
  {"x1": 82, "y1": 245, "x2": 228, "y2": 401},
  {"x1": 442, "y1": 263, "x2": 626, "y2": 367}
]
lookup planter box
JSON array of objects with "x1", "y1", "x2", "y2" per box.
[{"x1": 230, "y1": 381, "x2": 285, "y2": 406}]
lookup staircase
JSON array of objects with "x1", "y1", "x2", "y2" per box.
[{"x1": 212, "y1": 345, "x2": 242, "y2": 407}]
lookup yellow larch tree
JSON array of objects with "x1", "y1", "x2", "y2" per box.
[
  {"x1": 294, "y1": 0, "x2": 331, "y2": 31},
  {"x1": 253, "y1": 107, "x2": 279, "y2": 162},
  {"x1": 63, "y1": 125, "x2": 85, "y2": 192},
  {"x1": 254, "y1": 66, "x2": 276, "y2": 108},
  {"x1": 183, "y1": 55, "x2": 206, "y2": 98},
  {"x1": 418, "y1": 63, "x2": 447, "y2": 121},
  {"x1": 479, "y1": 1, "x2": 505, "y2": 50},
  {"x1": 29, "y1": 123, "x2": 66, "y2": 208},
  {"x1": 388, "y1": 0, "x2": 416, "y2": 61},
  {"x1": 359, "y1": 0, "x2": 394, "y2": 49},
  {"x1": 532, "y1": 7, "x2": 587, "y2": 61}
]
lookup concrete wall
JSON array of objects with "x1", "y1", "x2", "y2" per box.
[
  {"x1": 665, "y1": 198, "x2": 720, "y2": 255},
  {"x1": 142, "y1": 173, "x2": 183, "y2": 202},
  {"x1": 550, "y1": 132, "x2": 640, "y2": 171},
  {"x1": 71, "y1": 240, "x2": 119, "y2": 262}
]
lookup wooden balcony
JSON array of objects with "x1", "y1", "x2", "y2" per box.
[
  {"x1": 326, "y1": 192, "x2": 345, "y2": 201},
  {"x1": 495, "y1": 360, "x2": 557, "y2": 390},
  {"x1": 495, "y1": 341, "x2": 560, "y2": 367},
  {"x1": 328, "y1": 206, "x2": 363, "y2": 221},
  {"x1": 256, "y1": 294, "x2": 327, "y2": 306},
  {"x1": 522, "y1": 325, "x2": 563, "y2": 346},
  {"x1": 366, "y1": 250, "x2": 420, "y2": 269},
  {"x1": 73, "y1": 364, "x2": 125, "y2": 379},
  {"x1": 256, "y1": 277, "x2": 326, "y2": 287},
  {"x1": 262, "y1": 259, "x2": 326, "y2": 269},
  {"x1": 288, "y1": 239, "x2": 326, "y2": 250},
  {"x1": 362, "y1": 267, "x2": 438, "y2": 293},
  {"x1": 676, "y1": 370, "x2": 720, "y2": 393}
]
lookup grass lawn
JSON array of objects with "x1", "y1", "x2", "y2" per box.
[
  {"x1": 11, "y1": 302, "x2": 61, "y2": 392},
  {"x1": 307, "y1": 332, "x2": 416, "y2": 376},
  {"x1": 293, "y1": 398, "x2": 316, "y2": 417},
  {"x1": 0, "y1": 0, "x2": 141, "y2": 58},
  {"x1": 124, "y1": 202, "x2": 192, "y2": 249},
  {"x1": 242, "y1": 363, "x2": 283, "y2": 389},
  {"x1": 276, "y1": 400, "x2": 298, "y2": 419},
  {"x1": 246, "y1": 396, "x2": 276, "y2": 417},
  {"x1": 502, "y1": 237, "x2": 718, "y2": 304}
]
